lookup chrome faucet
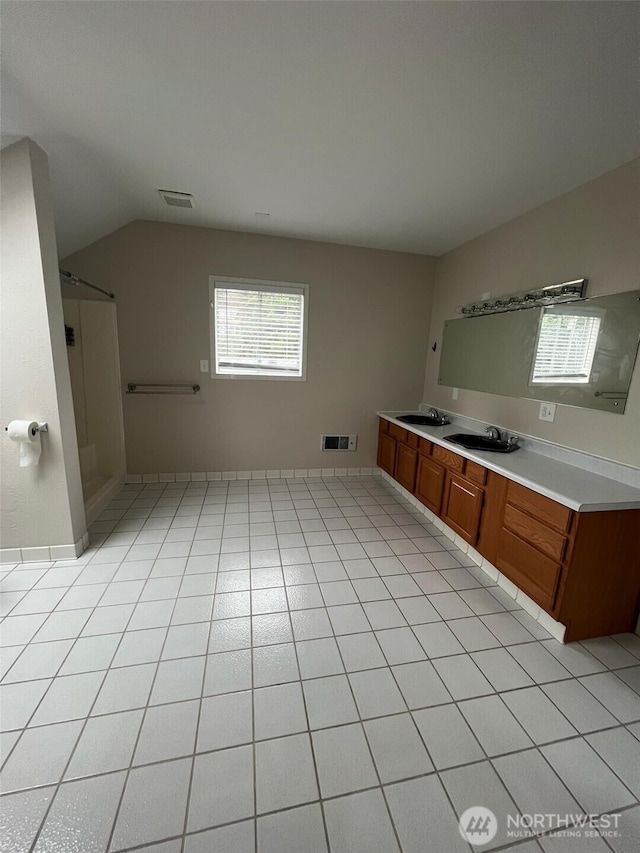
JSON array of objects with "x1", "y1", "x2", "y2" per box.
[
  {"x1": 485, "y1": 425, "x2": 503, "y2": 441},
  {"x1": 428, "y1": 408, "x2": 442, "y2": 419}
]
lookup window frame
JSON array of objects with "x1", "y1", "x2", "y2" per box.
[{"x1": 209, "y1": 275, "x2": 309, "y2": 381}]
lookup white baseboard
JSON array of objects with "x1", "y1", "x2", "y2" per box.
[
  {"x1": 0, "y1": 530, "x2": 89, "y2": 564},
  {"x1": 126, "y1": 467, "x2": 379, "y2": 483}
]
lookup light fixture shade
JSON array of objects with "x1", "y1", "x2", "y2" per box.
[{"x1": 457, "y1": 279, "x2": 587, "y2": 317}]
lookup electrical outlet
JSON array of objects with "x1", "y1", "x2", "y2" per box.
[
  {"x1": 481, "y1": 291, "x2": 491, "y2": 301},
  {"x1": 200, "y1": 359, "x2": 209, "y2": 373},
  {"x1": 452, "y1": 387, "x2": 459, "y2": 400},
  {"x1": 539, "y1": 402, "x2": 556, "y2": 422}
]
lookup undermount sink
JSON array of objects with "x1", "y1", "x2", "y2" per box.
[
  {"x1": 397, "y1": 413, "x2": 451, "y2": 426},
  {"x1": 445, "y1": 433, "x2": 520, "y2": 453}
]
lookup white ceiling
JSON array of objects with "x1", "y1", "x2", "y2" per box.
[{"x1": 2, "y1": 1, "x2": 639, "y2": 258}]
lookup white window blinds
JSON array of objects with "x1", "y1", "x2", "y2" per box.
[
  {"x1": 531, "y1": 312, "x2": 601, "y2": 384},
  {"x1": 212, "y1": 279, "x2": 307, "y2": 378}
]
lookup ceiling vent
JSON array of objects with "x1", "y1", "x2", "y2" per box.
[{"x1": 158, "y1": 189, "x2": 195, "y2": 209}]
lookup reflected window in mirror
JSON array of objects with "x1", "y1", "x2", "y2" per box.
[{"x1": 531, "y1": 310, "x2": 602, "y2": 385}]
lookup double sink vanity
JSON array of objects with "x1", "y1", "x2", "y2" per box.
[{"x1": 377, "y1": 410, "x2": 640, "y2": 642}]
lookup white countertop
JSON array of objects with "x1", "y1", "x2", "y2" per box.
[{"x1": 377, "y1": 411, "x2": 640, "y2": 512}]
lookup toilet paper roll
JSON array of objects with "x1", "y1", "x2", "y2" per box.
[{"x1": 7, "y1": 420, "x2": 42, "y2": 467}]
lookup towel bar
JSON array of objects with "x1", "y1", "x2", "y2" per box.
[{"x1": 126, "y1": 383, "x2": 200, "y2": 395}]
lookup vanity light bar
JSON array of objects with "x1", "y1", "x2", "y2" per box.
[{"x1": 458, "y1": 279, "x2": 587, "y2": 317}]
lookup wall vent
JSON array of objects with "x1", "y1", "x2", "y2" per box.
[
  {"x1": 158, "y1": 189, "x2": 195, "y2": 209},
  {"x1": 321, "y1": 435, "x2": 357, "y2": 451}
]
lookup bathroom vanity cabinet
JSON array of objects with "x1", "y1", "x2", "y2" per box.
[{"x1": 377, "y1": 416, "x2": 640, "y2": 641}]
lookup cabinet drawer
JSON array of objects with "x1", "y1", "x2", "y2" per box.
[
  {"x1": 465, "y1": 460, "x2": 487, "y2": 486},
  {"x1": 406, "y1": 431, "x2": 420, "y2": 449},
  {"x1": 496, "y1": 528, "x2": 562, "y2": 611},
  {"x1": 432, "y1": 445, "x2": 466, "y2": 473},
  {"x1": 418, "y1": 437, "x2": 432, "y2": 456},
  {"x1": 388, "y1": 423, "x2": 408, "y2": 442},
  {"x1": 379, "y1": 418, "x2": 390, "y2": 434},
  {"x1": 503, "y1": 504, "x2": 567, "y2": 562},
  {"x1": 507, "y1": 482, "x2": 572, "y2": 533}
]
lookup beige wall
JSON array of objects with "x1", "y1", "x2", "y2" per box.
[
  {"x1": 423, "y1": 158, "x2": 640, "y2": 469},
  {"x1": 0, "y1": 139, "x2": 85, "y2": 550},
  {"x1": 63, "y1": 223, "x2": 435, "y2": 473}
]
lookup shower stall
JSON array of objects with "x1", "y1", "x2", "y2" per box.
[{"x1": 62, "y1": 297, "x2": 126, "y2": 523}]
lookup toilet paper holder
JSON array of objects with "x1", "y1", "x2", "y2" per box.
[{"x1": 4, "y1": 422, "x2": 48, "y2": 434}]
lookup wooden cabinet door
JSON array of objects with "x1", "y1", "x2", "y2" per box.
[
  {"x1": 415, "y1": 455, "x2": 445, "y2": 514},
  {"x1": 395, "y1": 442, "x2": 418, "y2": 492},
  {"x1": 442, "y1": 472, "x2": 484, "y2": 545},
  {"x1": 496, "y1": 528, "x2": 561, "y2": 612},
  {"x1": 377, "y1": 431, "x2": 396, "y2": 476}
]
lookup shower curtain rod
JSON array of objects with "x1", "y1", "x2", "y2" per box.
[{"x1": 59, "y1": 268, "x2": 115, "y2": 300}]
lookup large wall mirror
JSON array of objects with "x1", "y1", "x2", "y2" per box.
[{"x1": 438, "y1": 289, "x2": 640, "y2": 414}]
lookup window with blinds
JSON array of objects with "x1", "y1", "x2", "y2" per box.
[
  {"x1": 210, "y1": 277, "x2": 308, "y2": 379},
  {"x1": 531, "y1": 311, "x2": 601, "y2": 384}
]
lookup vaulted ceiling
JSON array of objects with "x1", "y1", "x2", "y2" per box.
[{"x1": 2, "y1": 1, "x2": 639, "y2": 258}]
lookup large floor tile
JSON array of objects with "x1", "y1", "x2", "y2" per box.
[
  {"x1": 255, "y1": 682, "x2": 308, "y2": 739},
  {"x1": 67, "y1": 709, "x2": 143, "y2": 778},
  {"x1": 579, "y1": 672, "x2": 640, "y2": 724},
  {"x1": 493, "y1": 748, "x2": 581, "y2": 831},
  {"x1": 303, "y1": 674, "x2": 359, "y2": 730},
  {"x1": 542, "y1": 679, "x2": 618, "y2": 733},
  {"x1": 364, "y1": 712, "x2": 433, "y2": 782},
  {"x1": 324, "y1": 789, "x2": 400, "y2": 853},
  {"x1": 432, "y1": 654, "x2": 493, "y2": 700},
  {"x1": 0, "y1": 786, "x2": 56, "y2": 853},
  {"x1": 188, "y1": 746, "x2": 254, "y2": 832},
  {"x1": 392, "y1": 660, "x2": 451, "y2": 709},
  {"x1": 458, "y1": 695, "x2": 532, "y2": 756},
  {"x1": 348, "y1": 667, "x2": 406, "y2": 718},
  {"x1": 441, "y1": 760, "x2": 519, "y2": 850},
  {"x1": 0, "y1": 679, "x2": 52, "y2": 731},
  {"x1": 1, "y1": 719, "x2": 83, "y2": 792},
  {"x1": 586, "y1": 727, "x2": 640, "y2": 799},
  {"x1": 258, "y1": 802, "x2": 327, "y2": 853},
  {"x1": 501, "y1": 686, "x2": 578, "y2": 744},
  {"x1": 413, "y1": 703, "x2": 484, "y2": 769},
  {"x1": 312, "y1": 724, "x2": 377, "y2": 797},
  {"x1": 92, "y1": 663, "x2": 155, "y2": 715},
  {"x1": 255, "y1": 733, "x2": 318, "y2": 812},
  {"x1": 111, "y1": 758, "x2": 192, "y2": 849},
  {"x1": 34, "y1": 771, "x2": 126, "y2": 853},
  {"x1": 385, "y1": 775, "x2": 469, "y2": 853},
  {"x1": 542, "y1": 738, "x2": 636, "y2": 814},
  {"x1": 30, "y1": 671, "x2": 104, "y2": 725},
  {"x1": 135, "y1": 699, "x2": 199, "y2": 764}
]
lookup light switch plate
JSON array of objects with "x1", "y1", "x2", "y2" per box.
[
  {"x1": 539, "y1": 402, "x2": 556, "y2": 422},
  {"x1": 452, "y1": 387, "x2": 459, "y2": 400},
  {"x1": 200, "y1": 359, "x2": 209, "y2": 373}
]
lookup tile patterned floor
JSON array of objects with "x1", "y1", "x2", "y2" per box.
[{"x1": 1, "y1": 475, "x2": 639, "y2": 853}]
